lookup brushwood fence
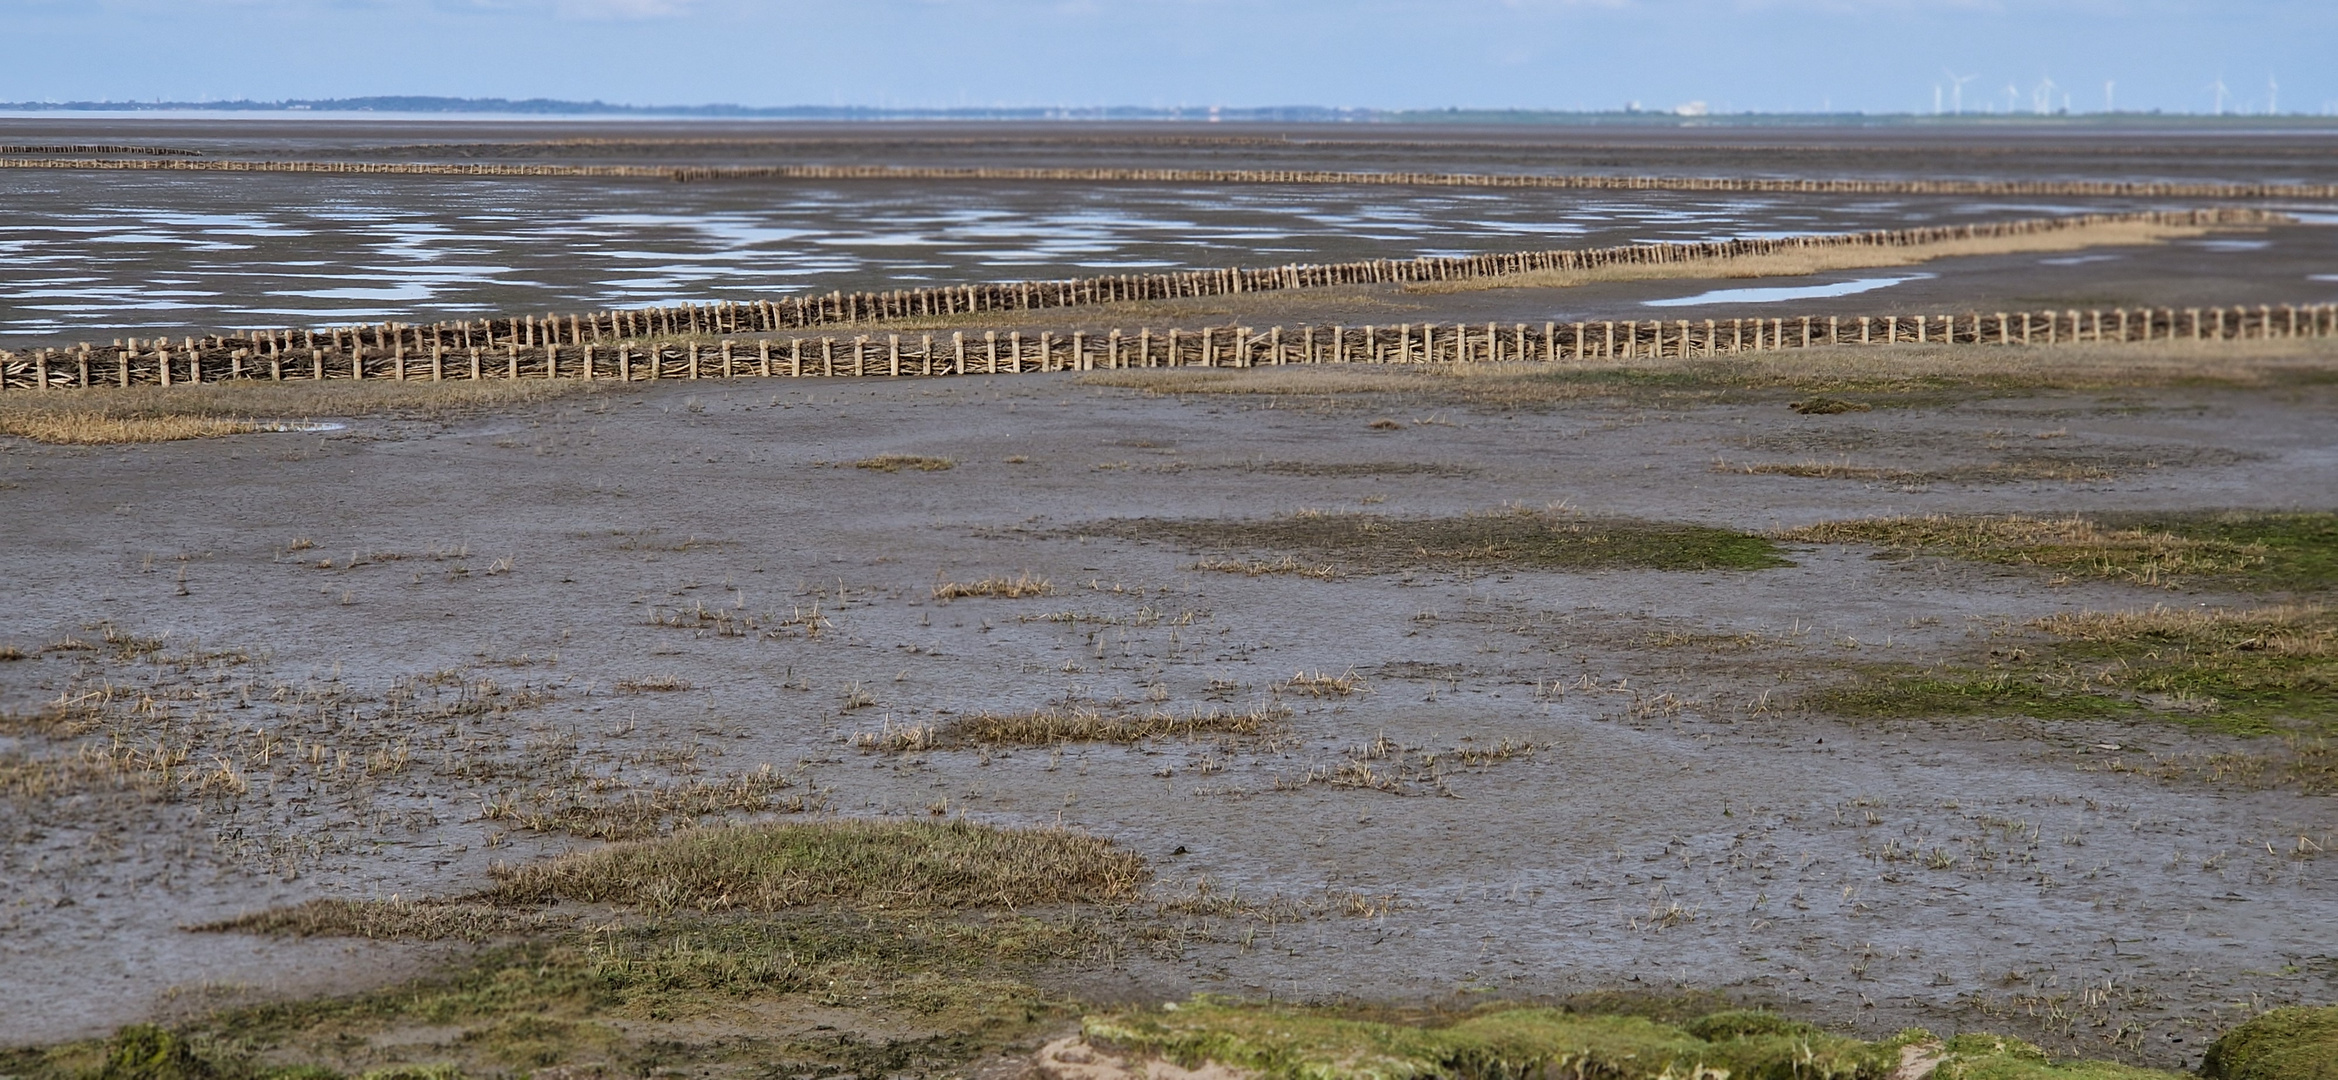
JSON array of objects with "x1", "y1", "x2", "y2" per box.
[
  {"x1": 0, "y1": 208, "x2": 2284, "y2": 372},
  {"x1": 8, "y1": 303, "x2": 2333, "y2": 391},
  {"x1": 7, "y1": 157, "x2": 2337, "y2": 202}
]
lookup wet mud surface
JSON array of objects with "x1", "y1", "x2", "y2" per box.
[
  {"x1": 4, "y1": 118, "x2": 2335, "y2": 344},
  {"x1": 3, "y1": 370, "x2": 2332, "y2": 1070}
]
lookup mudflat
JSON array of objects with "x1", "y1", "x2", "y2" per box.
[{"x1": 2, "y1": 336, "x2": 2331, "y2": 1075}]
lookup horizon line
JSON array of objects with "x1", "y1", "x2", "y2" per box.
[{"x1": 4, "y1": 96, "x2": 2337, "y2": 123}]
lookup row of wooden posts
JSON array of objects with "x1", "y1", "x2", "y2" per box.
[
  {"x1": 0, "y1": 208, "x2": 2284, "y2": 370},
  {"x1": 8, "y1": 156, "x2": 2337, "y2": 202},
  {"x1": 0, "y1": 144, "x2": 202, "y2": 156},
  {"x1": 8, "y1": 305, "x2": 2333, "y2": 390}
]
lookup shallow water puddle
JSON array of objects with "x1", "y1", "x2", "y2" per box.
[{"x1": 1641, "y1": 273, "x2": 1930, "y2": 308}]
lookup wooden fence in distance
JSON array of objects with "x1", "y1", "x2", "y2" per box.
[{"x1": 8, "y1": 304, "x2": 2332, "y2": 390}]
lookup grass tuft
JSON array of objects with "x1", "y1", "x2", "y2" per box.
[
  {"x1": 0, "y1": 381, "x2": 612, "y2": 444},
  {"x1": 1191, "y1": 555, "x2": 1340, "y2": 580},
  {"x1": 859, "y1": 704, "x2": 1288, "y2": 751},
  {"x1": 485, "y1": 817, "x2": 1149, "y2": 912},
  {"x1": 932, "y1": 571, "x2": 1055, "y2": 601},
  {"x1": 854, "y1": 454, "x2": 956, "y2": 472},
  {"x1": 3, "y1": 413, "x2": 262, "y2": 444},
  {"x1": 192, "y1": 897, "x2": 566, "y2": 943}
]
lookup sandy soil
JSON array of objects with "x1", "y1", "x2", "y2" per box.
[{"x1": 2, "y1": 357, "x2": 2332, "y2": 1071}]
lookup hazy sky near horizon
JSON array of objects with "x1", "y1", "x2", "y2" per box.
[{"x1": 2, "y1": 0, "x2": 2332, "y2": 116}]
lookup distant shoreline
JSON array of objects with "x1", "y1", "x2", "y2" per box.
[{"x1": 6, "y1": 98, "x2": 2338, "y2": 128}]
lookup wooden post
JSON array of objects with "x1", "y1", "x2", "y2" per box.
[
  {"x1": 1361, "y1": 326, "x2": 1374, "y2": 364},
  {"x1": 1010, "y1": 331, "x2": 1023, "y2": 374},
  {"x1": 1702, "y1": 319, "x2": 1715, "y2": 357},
  {"x1": 889, "y1": 334, "x2": 901, "y2": 377},
  {"x1": 1108, "y1": 329, "x2": 1121, "y2": 370},
  {"x1": 1233, "y1": 328, "x2": 1248, "y2": 369},
  {"x1": 986, "y1": 331, "x2": 999, "y2": 375},
  {"x1": 1074, "y1": 331, "x2": 1089, "y2": 371},
  {"x1": 1829, "y1": 315, "x2": 1841, "y2": 345},
  {"x1": 1268, "y1": 326, "x2": 1281, "y2": 366},
  {"x1": 1800, "y1": 316, "x2": 1812, "y2": 348},
  {"x1": 1139, "y1": 328, "x2": 1152, "y2": 368},
  {"x1": 823, "y1": 338, "x2": 835, "y2": 378},
  {"x1": 952, "y1": 332, "x2": 965, "y2": 375},
  {"x1": 1167, "y1": 329, "x2": 1181, "y2": 367},
  {"x1": 921, "y1": 334, "x2": 934, "y2": 376}
]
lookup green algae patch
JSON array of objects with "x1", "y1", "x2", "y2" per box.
[
  {"x1": 2201, "y1": 1005, "x2": 2338, "y2": 1080},
  {"x1": 1780, "y1": 511, "x2": 2338, "y2": 592},
  {"x1": 1103, "y1": 509, "x2": 1791, "y2": 576},
  {"x1": 1809, "y1": 605, "x2": 2338, "y2": 743}
]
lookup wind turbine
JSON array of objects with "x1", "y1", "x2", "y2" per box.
[
  {"x1": 2032, "y1": 76, "x2": 2059, "y2": 115},
  {"x1": 2209, "y1": 77, "x2": 2229, "y2": 115},
  {"x1": 2104, "y1": 80, "x2": 2116, "y2": 113},
  {"x1": 1943, "y1": 70, "x2": 1977, "y2": 115},
  {"x1": 2268, "y1": 75, "x2": 2280, "y2": 115}
]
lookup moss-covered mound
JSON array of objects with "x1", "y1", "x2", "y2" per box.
[
  {"x1": 2202, "y1": 1005, "x2": 2338, "y2": 1080},
  {"x1": 1079, "y1": 999, "x2": 2193, "y2": 1080}
]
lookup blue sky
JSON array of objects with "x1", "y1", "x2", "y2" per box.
[{"x1": 2, "y1": 0, "x2": 2332, "y2": 115}]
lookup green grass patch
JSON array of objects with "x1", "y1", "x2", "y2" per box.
[
  {"x1": 1781, "y1": 511, "x2": 2338, "y2": 591},
  {"x1": 1077, "y1": 998, "x2": 2189, "y2": 1080},
  {"x1": 1810, "y1": 605, "x2": 2336, "y2": 743},
  {"x1": 1100, "y1": 508, "x2": 1791, "y2": 575},
  {"x1": 4, "y1": 912, "x2": 1093, "y2": 1080},
  {"x1": 2202, "y1": 1004, "x2": 2338, "y2": 1080}
]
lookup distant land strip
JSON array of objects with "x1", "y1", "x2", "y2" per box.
[
  {"x1": 0, "y1": 208, "x2": 2286, "y2": 364},
  {"x1": 3, "y1": 157, "x2": 2336, "y2": 201}
]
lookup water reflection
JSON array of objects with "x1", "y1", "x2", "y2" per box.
[
  {"x1": 0, "y1": 170, "x2": 2163, "y2": 343},
  {"x1": 1642, "y1": 274, "x2": 1932, "y2": 307}
]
